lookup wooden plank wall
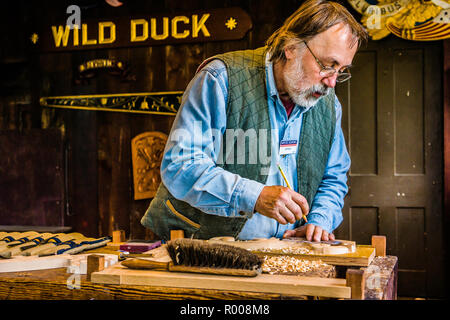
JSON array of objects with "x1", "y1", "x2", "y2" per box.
[{"x1": 444, "y1": 39, "x2": 450, "y2": 298}]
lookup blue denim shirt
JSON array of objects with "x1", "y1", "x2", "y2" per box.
[{"x1": 160, "y1": 54, "x2": 350, "y2": 240}]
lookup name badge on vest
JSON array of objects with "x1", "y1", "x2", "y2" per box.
[{"x1": 279, "y1": 140, "x2": 298, "y2": 156}]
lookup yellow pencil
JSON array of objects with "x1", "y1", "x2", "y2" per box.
[{"x1": 277, "y1": 163, "x2": 308, "y2": 223}]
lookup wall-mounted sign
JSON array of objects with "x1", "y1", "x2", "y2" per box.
[
  {"x1": 74, "y1": 59, "x2": 135, "y2": 84},
  {"x1": 348, "y1": 0, "x2": 450, "y2": 41},
  {"x1": 40, "y1": 92, "x2": 183, "y2": 115},
  {"x1": 33, "y1": 7, "x2": 252, "y2": 52}
]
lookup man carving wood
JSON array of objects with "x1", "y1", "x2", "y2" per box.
[{"x1": 141, "y1": 0, "x2": 368, "y2": 242}]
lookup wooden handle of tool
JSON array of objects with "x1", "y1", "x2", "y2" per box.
[
  {"x1": 38, "y1": 236, "x2": 94, "y2": 256},
  {"x1": 0, "y1": 232, "x2": 22, "y2": 243},
  {"x1": 63, "y1": 238, "x2": 111, "y2": 255},
  {"x1": 22, "y1": 233, "x2": 85, "y2": 256},
  {"x1": 6, "y1": 231, "x2": 41, "y2": 246},
  {"x1": 121, "y1": 259, "x2": 260, "y2": 277},
  {"x1": 0, "y1": 231, "x2": 40, "y2": 250},
  {"x1": 22, "y1": 243, "x2": 54, "y2": 256},
  {"x1": 121, "y1": 259, "x2": 170, "y2": 271},
  {"x1": 168, "y1": 265, "x2": 260, "y2": 277}
]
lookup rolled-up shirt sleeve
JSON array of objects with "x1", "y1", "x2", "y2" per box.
[
  {"x1": 303, "y1": 96, "x2": 350, "y2": 233},
  {"x1": 161, "y1": 60, "x2": 265, "y2": 218}
]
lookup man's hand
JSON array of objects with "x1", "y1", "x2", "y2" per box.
[
  {"x1": 254, "y1": 185, "x2": 309, "y2": 225},
  {"x1": 282, "y1": 224, "x2": 335, "y2": 242}
]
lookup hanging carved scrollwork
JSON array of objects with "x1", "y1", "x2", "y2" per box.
[
  {"x1": 347, "y1": 0, "x2": 450, "y2": 41},
  {"x1": 40, "y1": 91, "x2": 182, "y2": 115}
]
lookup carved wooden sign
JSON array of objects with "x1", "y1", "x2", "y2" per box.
[
  {"x1": 347, "y1": 0, "x2": 450, "y2": 41},
  {"x1": 75, "y1": 59, "x2": 133, "y2": 83},
  {"x1": 131, "y1": 131, "x2": 168, "y2": 200},
  {"x1": 33, "y1": 7, "x2": 252, "y2": 52},
  {"x1": 40, "y1": 91, "x2": 182, "y2": 116}
]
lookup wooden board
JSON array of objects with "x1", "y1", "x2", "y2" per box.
[
  {"x1": 208, "y1": 237, "x2": 355, "y2": 253},
  {"x1": 91, "y1": 263, "x2": 351, "y2": 299},
  {"x1": 257, "y1": 246, "x2": 376, "y2": 267},
  {"x1": 0, "y1": 254, "x2": 72, "y2": 272},
  {"x1": 207, "y1": 238, "x2": 375, "y2": 266}
]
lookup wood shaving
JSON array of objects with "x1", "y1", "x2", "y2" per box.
[
  {"x1": 262, "y1": 255, "x2": 329, "y2": 274},
  {"x1": 256, "y1": 247, "x2": 313, "y2": 255}
]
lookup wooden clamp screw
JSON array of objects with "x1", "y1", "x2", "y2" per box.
[
  {"x1": 112, "y1": 230, "x2": 126, "y2": 243},
  {"x1": 371, "y1": 235, "x2": 386, "y2": 257},
  {"x1": 346, "y1": 268, "x2": 366, "y2": 300}
]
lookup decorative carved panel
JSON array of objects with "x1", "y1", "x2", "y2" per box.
[{"x1": 131, "y1": 131, "x2": 168, "y2": 200}]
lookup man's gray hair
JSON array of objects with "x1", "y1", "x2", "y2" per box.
[{"x1": 266, "y1": 0, "x2": 368, "y2": 62}]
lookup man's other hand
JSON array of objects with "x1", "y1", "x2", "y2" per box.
[
  {"x1": 282, "y1": 224, "x2": 335, "y2": 242},
  {"x1": 254, "y1": 185, "x2": 309, "y2": 225}
]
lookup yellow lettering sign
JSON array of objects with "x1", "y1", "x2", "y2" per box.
[
  {"x1": 99, "y1": 22, "x2": 116, "y2": 44},
  {"x1": 73, "y1": 26, "x2": 80, "y2": 46},
  {"x1": 45, "y1": 8, "x2": 252, "y2": 51},
  {"x1": 171, "y1": 16, "x2": 190, "y2": 39},
  {"x1": 192, "y1": 14, "x2": 210, "y2": 38},
  {"x1": 130, "y1": 19, "x2": 148, "y2": 42},
  {"x1": 82, "y1": 23, "x2": 97, "y2": 45},
  {"x1": 51, "y1": 25, "x2": 71, "y2": 47},
  {"x1": 151, "y1": 17, "x2": 169, "y2": 40}
]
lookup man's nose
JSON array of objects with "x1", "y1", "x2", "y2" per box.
[{"x1": 322, "y1": 74, "x2": 337, "y2": 88}]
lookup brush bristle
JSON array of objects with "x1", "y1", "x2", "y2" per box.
[{"x1": 165, "y1": 239, "x2": 263, "y2": 271}]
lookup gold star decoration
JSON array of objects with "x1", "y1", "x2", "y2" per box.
[
  {"x1": 225, "y1": 17, "x2": 237, "y2": 30},
  {"x1": 30, "y1": 33, "x2": 39, "y2": 44}
]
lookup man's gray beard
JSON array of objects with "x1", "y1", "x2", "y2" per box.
[
  {"x1": 283, "y1": 54, "x2": 332, "y2": 108},
  {"x1": 290, "y1": 84, "x2": 332, "y2": 108}
]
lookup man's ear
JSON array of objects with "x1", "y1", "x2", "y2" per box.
[
  {"x1": 284, "y1": 46, "x2": 296, "y2": 60},
  {"x1": 283, "y1": 41, "x2": 300, "y2": 60}
]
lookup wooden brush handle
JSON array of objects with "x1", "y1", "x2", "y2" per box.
[
  {"x1": 121, "y1": 259, "x2": 170, "y2": 271},
  {"x1": 121, "y1": 259, "x2": 260, "y2": 277},
  {"x1": 168, "y1": 265, "x2": 260, "y2": 277}
]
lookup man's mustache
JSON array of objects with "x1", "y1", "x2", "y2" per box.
[{"x1": 308, "y1": 84, "x2": 331, "y2": 96}]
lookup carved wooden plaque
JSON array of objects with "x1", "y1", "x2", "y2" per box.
[
  {"x1": 131, "y1": 131, "x2": 168, "y2": 200},
  {"x1": 35, "y1": 7, "x2": 253, "y2": 52}
]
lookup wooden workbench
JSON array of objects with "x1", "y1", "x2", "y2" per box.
[{"x1": 0, "y1": 255, "x2": 397, "y2": 300}]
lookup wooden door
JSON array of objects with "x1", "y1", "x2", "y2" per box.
[{"x1": 335, "y1": 37, "x2": 444, "y2": 298}]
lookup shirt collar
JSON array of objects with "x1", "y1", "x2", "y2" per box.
[{"x1": 265, "y1": 52, "x2": 280, "y2": 99}]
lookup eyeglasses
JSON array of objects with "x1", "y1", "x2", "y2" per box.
[{"x1": 303, "y1": 41, "x2": 352, "y2": 83}]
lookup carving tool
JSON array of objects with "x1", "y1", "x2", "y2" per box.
[
  {"x1": 0, "y1": 232, "x2": 23, "y2": 246},
  {"x1": 277, "y1": 163, "x2": 308, "y2": 223},
  {"x1": 57, "y1": 236, "x2": 112, "y2": 255},
  {"x1": 0, "y1": 233, "x2": 55, "y2": 258},
  {"x1": 21, "y1": 233, "x2": 84, "y2": 256},
  {"x1": 37, "y1": 237, "x2": 95, "y2": 256},
  {"x1": 2, "y1": 231, "x2": 40, "y2": 246},
  {"x1": 0, "y1": 232, "x2": 39, "y2": 251},
  {"x1": 121, "y1": 238, "x2": 263, "y2": 277}
]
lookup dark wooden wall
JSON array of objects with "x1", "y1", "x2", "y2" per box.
[{"x1": 444, "y1": 39, "x2": 450, "y2": 301}]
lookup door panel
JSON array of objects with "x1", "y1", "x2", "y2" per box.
[{"x1": 335, "y1": 37, "x2": 444, "y2": 298}]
